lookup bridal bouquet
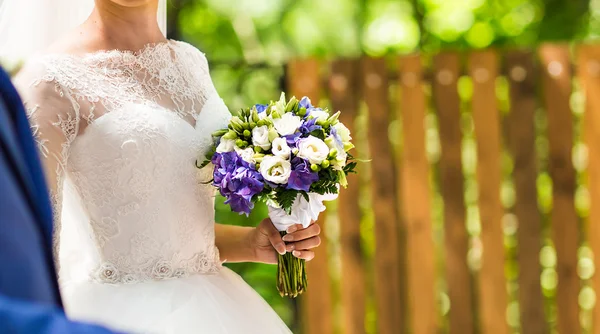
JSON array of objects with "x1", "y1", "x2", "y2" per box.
[{"x1": 199, "y1": 93, "x2": 356, "y2": 297}]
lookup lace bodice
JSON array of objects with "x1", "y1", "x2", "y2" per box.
[{"x1": 14, "y1": 40, "x2": 232, "y2": 284}]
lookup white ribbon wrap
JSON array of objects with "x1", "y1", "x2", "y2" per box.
[{"x1": 268, "y1": 192, "x2": 338, "y2": 232}]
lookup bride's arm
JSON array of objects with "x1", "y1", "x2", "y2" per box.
[
  {"x1": 214, "y1": 220, "x2": 322, "y2": 264},
  {"x1": 14, "y1": 64, "x2": 80, "y2": 270}
]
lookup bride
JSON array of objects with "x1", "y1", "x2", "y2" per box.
[{"x1": 2, "y1": 0, "x2": 323, "y2": 333}]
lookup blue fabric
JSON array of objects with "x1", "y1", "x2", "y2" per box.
[{"x1": 0, "y1": 67, "x2": 118, "y2": 334}]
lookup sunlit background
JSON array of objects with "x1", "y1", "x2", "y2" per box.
[
  {"x1": 163, "y1": 0, "x2": 600, "y2": 333},
  {"x1": 1, "y1": 0, "x2": 598, "y2": 333},
  {"x1": 162, "y1": 1, "x2": 600, "y2": 333}
]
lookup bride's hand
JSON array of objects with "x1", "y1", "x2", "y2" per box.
[{"x1": 250, "y1": 219, "x2": 322, "y2": 264}]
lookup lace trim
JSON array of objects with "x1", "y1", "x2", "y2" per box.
[{"x1": 92, "y1": 251, "x2": 222, "y2": 284}]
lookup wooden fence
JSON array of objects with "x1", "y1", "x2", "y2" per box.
[{"x1": 286, "y1": 44, "x2": 600, "y2": 334}]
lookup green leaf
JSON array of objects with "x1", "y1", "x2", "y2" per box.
[{"x1": 275, "y1": 190, "x2": 299, "y2": 215}]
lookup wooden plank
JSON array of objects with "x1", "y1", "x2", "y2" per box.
[
  {"x1": 579, "y1": 44, "x2": 600, "y2": 334},
  {"x1": 361, "y1": 57, "x2": 404, "y2": 334},
  {"x1": 287, "y1": 59, "x2": 333, "y2": 334},
  {"x1": 539, "y1": 44, "x2": 581, "y2": 334},
  {"x1": 433, "y1": 52, "x2": 475, "y2": 334},
  {"x1": 468, "y1": 50, "x2": 510, "y2": 334},
  {"x1": 505, "y1": 50, "x2": 548, "y2": 333},
  {"x1": 398, "y1": 54, "x2": 438, "y2": 334},
  {"x1": 505, "y1": 50, "x2": 548, "y2": 334},
  {"x1": 329, "y1": 59, "x2": 366, "y2": 334}
]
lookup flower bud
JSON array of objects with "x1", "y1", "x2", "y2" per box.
[
  {"x1": 243, "y1": 130, "x2": 251, "y2": 138},
  {"x1": 327, "y1": 111, "x2": 341, "y2": 124},
  {"x1": 343, "y1": 142, "x2": 355, "y2": 152},
  {"x1": 268, "y1": 128, "x2": 279, "y2": 142},
  {"x1": 212, "y1": 129, "x2": 228, "y2": 138},
  {"x1": 249, "y1": 122, "x2": 257, "y2": 129},
  {"x1": 321, "y1": 160, "x2": 330, "y2": 168},
  {"x1": 297, "y1": 107, "x2": 307, "y2": 117},
  {"x1": 271, "y1": 110, "x2": 281, "y2": 119},
  {"x1": 235, "y1": 139, "x2": 245, "y2": 148},
  {"x1": 310, "y1": 164, "x2": 320, "y2": 172},
  {"x1": 254, "y1": 146, "x2": 263, "y2": 153},
  {"x1": 252, "y1": 110, "x2": 260, "y2": 123},
  {"x1": 257, "y1": 119, "x2": 267, "y2": 127},
  {"x1": 253, "y1": 153, "x2": 265, "y2": 163},
  {"x1": 231, "y1": 116, "x2": 245, "y2": 132},
  {"x1": 285, "y1": 96, "x2": 299, "y2": 113},
  {"x1": 338, "y1": 170, "x2": 348, "y2": 188},
  {"x1": 328, "y1": 148, "x2": 338, "y2": 158},
  {"x1": 222, "y1": 130, "x2": 238, "y2": 140}
]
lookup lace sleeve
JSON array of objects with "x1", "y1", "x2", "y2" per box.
[{"x1": 13, "y1": 62, "x2": 81, "y2": 271}]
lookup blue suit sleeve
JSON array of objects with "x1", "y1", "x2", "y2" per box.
[{"x1": 0, "y1": 295, "x2": 122, "y2": 334}]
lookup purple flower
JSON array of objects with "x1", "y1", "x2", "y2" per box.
[
  {"x1": 211, "y1": 151, "x2": 265, "y2": 216},
  {"x1": 287, "y1": 157, "x2": 319, "y2": 192},
  {"x1": 283, "y1": 133, "x2": 302, "y2": 148},
  {"x1": 225, "y1": 194, "x2": 254, "y2": 216},
  {"x1": 299, "y1": 97, "x2": 313, "y2": 110},
  {"x1": 330, "y1": 126, "x2": 344, "y2": 147},
  {"x1": 254, "y1": 104, "x2": 269, "y2": 113},
  {"x1": 299, "y1": 117, "x2": 321, "y2": 136}
]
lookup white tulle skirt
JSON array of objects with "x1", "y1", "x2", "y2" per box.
[{"x1": 60, "y1": 267, "x2": 291, "y2": 334}]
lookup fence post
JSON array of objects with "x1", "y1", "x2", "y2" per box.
[
  {"x1": 539, "y1": 44, "x2": 581, "y2": 334},
  {"x1": 579, "y1": 44, "x2": 600, "y2": 334},
  {"x1": 433, "y1": 52, "x2": 475, "y2": 334},
  {"x1": 398, "y1": 54, "x2": 438, "y2": 334},
  {"x1": 287, "y1": 59, "x2": 334, "y2": 334},
  {"x1": 469, "y1": 50, "x2": 510, "y2": 334},
  {"x1": 505, "y1": 50, "x2": 548, "y2": 334},
  {"x1": 330, "y1": 59, "x2": 366, "y2": 334},
  {"x1": 361, "y1": 57, "x2": 405, "y2": 334}
]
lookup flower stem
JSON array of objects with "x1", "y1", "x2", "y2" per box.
[{"x1": 277, "y1": 231, "x2": 307, "y2": 298}]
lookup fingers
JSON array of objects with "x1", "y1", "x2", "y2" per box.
[
  {"x1": 285, "y1": 221, "x2": 316, "y2": 234},
  {"x1": 291, "y1": 250, "x2": 315, "y2": 261},
  {"x1": 282, "y1": 223, "x2": 321, "y2": 242},
  {"x1": 262, "y1": 219, "x2": 285, "y2": 255},
  {"x1": 285, "y1": 236, "x2": 321, "y2": 253}
]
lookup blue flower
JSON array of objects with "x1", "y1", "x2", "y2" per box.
[
  {"x1": 286, "y1": 157, "x2": 319, "y2": 192},
  {"x1": 254, "y1": 104, "x2": 269, "y2": 113},
  {"x1": 299, "y1": 117, "x2": 321, "y2": 136},
  {"x1": 299, "y1": 97, "x2": 313, "y2": 110}
]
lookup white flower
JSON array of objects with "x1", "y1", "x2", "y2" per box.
[
  {"x1": 273, "y1": 113, "x2": 302, "y2": 136},
  {"x1": 310, "y1": 108, "x2": 329, "y2": 122},
  {"x1": 274, "y1": 93, "x2": 287, "y2": 115},
  {"x1": 297, "y1": 136, "x2": 330, "y2": 165},
  {"x1": 97, "y1": 263, "x2": 120, "y2": 283},
  {"x1": 260, "y1": 155, "x2": 292, "y2": 184},
  {"x1": 153, "y1": 261, "x2": 173, "y2": 279},
  {"x1": 235, "y1": 147, "x2": 255, "y2": 164},
  {"x1": 325, "y1": 135, "x2": 347, "y2": 170},
  {"x1": 216, "y1": 139, "x2": 236, "y2": 153},
  {"x1": 333, "y1": 122, "x2": 352, "y2": 144},
  {"x1": 271, "y1": 137, "x2": 291, "y2": 160},
  {"x1": 252, "y1": 125, "x2": 272, "y2": 150}
]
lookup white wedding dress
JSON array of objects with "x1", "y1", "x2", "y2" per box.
[{"x1": 14, "y1": 40, "x2": 291, "y2": 334}]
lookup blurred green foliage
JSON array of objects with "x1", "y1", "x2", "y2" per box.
[
  {"x1": 171, "y1": 0, "x2": 599, "y2": 63},
  {"x1": 171, "y1": 0, "x2": 600, "y2": 332}
]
